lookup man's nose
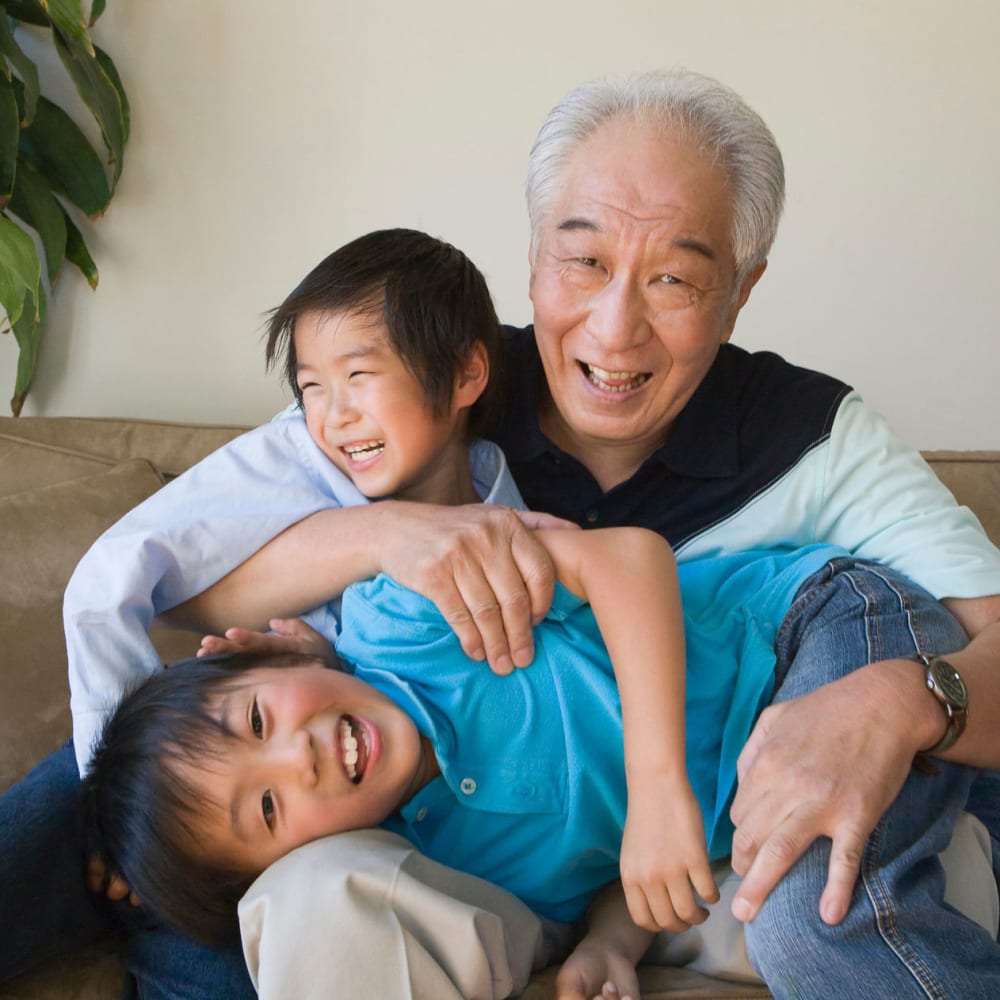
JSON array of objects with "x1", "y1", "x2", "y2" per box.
[{"x1": 585, "y1": 275, "x2": 650, "y2": 354}]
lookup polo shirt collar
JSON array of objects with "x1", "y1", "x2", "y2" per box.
[{"x1": 500, "y1": 326, "x2": 740, "y2": 480}]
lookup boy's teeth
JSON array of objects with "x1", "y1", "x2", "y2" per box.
[
  {"x1": 339, "y1": 716, "x2": 369, "y2": 782},
  {"x1": 344, "y1": 441, "x2": 384, "y2": 460}
]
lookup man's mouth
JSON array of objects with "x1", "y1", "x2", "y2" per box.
[
  {"x1": 580, "y1": 362, "x2": 651, "y2": 392},
  {"x1": 342, "y1": 441, "x2": 385, "y2": 463},
  {"x1": 339, "y1": 715, "x2": 371, "y2": 783}
]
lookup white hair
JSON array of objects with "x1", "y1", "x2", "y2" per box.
[{"x1": 525, "y1": 69, "x2": 785, "y2": 286}]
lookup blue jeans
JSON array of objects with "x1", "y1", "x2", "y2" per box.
[
  {"x1": 0, "y1": 740, "x2": 255, "y2": 999},
  {"x1": 744, "y1": 559, "x2": 1000, "y2": 999}
]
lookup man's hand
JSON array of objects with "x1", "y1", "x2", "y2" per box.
[
  {"x1": 620, "y1": 779, "x2": 718, "y2": 931},
  {"x1": 376, "y1": 503, "x2": 575, "y2": 674},
  {"x1": 729, "y1": 661, "x2": 928, "y2": 926}
]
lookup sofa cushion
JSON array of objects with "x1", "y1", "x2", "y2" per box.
[
  {"x1": 0, "y1": 434, "x2": 118, "y2": 498},
  {"x1": 924, "y1": 451, "x2": 1000, "y2": 548},
  {"x1": 0, "y1": 416, "x2": 249, "y2": 480},
  {"x1": 0, "y1": 459, "x2": 167, "y2": 791}
]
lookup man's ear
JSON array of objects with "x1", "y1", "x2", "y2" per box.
[
  {"x1": 453, "y1": 341, "x2": 490, "y2": 411},
  {"x1": 722, "y1": 260, "x2": 768, "y2": 344}
]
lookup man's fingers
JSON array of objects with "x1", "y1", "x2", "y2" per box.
[
  {"x1": 819, "y1": 832, "x2": 866, "y2": 925},
  {"x1": 731, "y1": 821, "x2": 811, "y2": 922}
]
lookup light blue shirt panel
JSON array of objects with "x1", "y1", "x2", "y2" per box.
[{"x1": 337, "y1": 542, "x2": 844, "y2": 922}]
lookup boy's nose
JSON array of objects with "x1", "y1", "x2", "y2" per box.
[
  {"x1": 271, "y1": 729, "x2": 318, "y2": 787},
  {"x1": 326, "y1": 387, "x2": 359, "y2": 428}
]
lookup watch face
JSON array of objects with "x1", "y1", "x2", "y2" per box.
[{"x1": 931, "y1": 659, "x2": 968, "y2": 708}]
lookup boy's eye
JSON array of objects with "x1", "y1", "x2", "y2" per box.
[
  {"x1": 347, "y1": 370, "x2": 372, "y2": 381},
  {"x1": 250, "y1": 699, "x2": 264, "y2": 739},
  {"x1": 297, "y1": 381, "x2": 319, "y2": 392},
  {"x1": 262, "y1": 790, "x2": 275, "y2": 829}
]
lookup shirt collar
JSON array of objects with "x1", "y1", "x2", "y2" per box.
[{"x1": 499, "y1": 326, "x2": 740, "y2": 481}]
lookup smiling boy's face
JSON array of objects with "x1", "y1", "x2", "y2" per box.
[
  {"x1": 182, "y1": 661, "x2": 433, "y2": 875},
  {"x1": 293, "y1": 308, "x2": 485, "y2": 505}
]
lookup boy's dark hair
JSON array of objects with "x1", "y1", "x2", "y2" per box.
[
  {"x1": 265, "y1": 228, "x2": 507, "y2": 439},
  {"x1": 81, "y1": 651, "x2": 319, "y2": 947}
]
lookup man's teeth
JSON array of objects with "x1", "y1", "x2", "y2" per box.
[
  {"x1": 339, "y1": 717, "x2": 368, "y2": 782},
  {"x1": 583, "y1": 364, "x2": 650, "y2": 392},
  {"x1": 344, "y1": 441, "x2": 384, "y2": 460}
]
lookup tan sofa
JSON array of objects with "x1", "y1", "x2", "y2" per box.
[{"x1": 2, "y1": 415, "x2": 998, "y2": 1000}]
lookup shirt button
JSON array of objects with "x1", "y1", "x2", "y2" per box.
[
  {"x1": 415, "y1": 807, "x2": 428, "y2": 822},
  {"x1": 585, "y1": 509, "x2": 599, "y2": 524},
  {"x1": 460, "y1": 777, "x2": 477, "y2": 795}
]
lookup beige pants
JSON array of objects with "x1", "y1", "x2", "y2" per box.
[{"x1": 239, "y1": 814, "x2": 998, "y2": 1000}]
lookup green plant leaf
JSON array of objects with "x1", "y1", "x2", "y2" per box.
[
  {"x1": 0, "y1": 73, "x2": 17, "y2": 205},
  {"x1": 61, "y1": 203, "x2": 96, "y2": 287},
  {"x1": 9, "y1": 157, "x2": 66, "y2": 281},
  {"x1": 89, "y1": 0, "x2": 106, "y2": 26},
  {"x1": 3, "y1": 1, "x2": 51, "y2": 28},
  {"x1": 10, "y1": 282, "x2": 46, "y2": 415},
  {"x1": 0, "y1": 13, "x2": 41, "y2": 124},
  {"x1": 94, "y1": 45, "x2": 127, "y2": 146},
  {"x1": 53, "y1": 28, "x2": 123, "y2": 186},
  {"x1": 18, "y1": 92, "x2": 110, "y2": 214},
  {"x1": 43, "y1": 0, "x2": 91, "y2": 51},
  {"x1": 0, "y1": 209, "x2": 40, "y2": 324}
]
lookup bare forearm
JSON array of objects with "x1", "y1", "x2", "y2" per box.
[{"x1": 163, "y1": 504, "x2": 401, "y2": 633}]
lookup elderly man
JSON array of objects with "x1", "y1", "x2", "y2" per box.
[{"x1": 3, "y1": 70, "x2": 999, "y2": 1000}]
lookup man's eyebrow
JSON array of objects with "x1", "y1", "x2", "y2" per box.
[
  {"x1": 556, "y1": 218, "x2": 717, "y2": 261},
  {"x1": 557, "y1": 217, "x2": 601, "y2": 233}
]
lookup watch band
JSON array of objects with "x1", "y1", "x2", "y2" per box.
[{"x1": 911, "y1": 653, "x2": 969, "y2": 755}]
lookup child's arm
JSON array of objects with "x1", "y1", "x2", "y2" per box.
[
  {"x1": 554, "y1": 882, "x2": 652, "y2": 1000},
  {"x1": 539, "y1": 527, "x2": 719, "y2": 932},
  {"x1": 197, "y1": 617, "x2": 338, "y2": 667}
]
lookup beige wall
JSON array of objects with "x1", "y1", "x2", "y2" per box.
[{"x1": 3, "y1": 0, "x2": 998, "y2": 447}]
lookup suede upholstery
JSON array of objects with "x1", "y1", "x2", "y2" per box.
[{"x1": 1, "y1": 415, "x2": 996, "y2": 1000}]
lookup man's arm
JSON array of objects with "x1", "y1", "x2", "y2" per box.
[
  {"x1": 539, "y1": 527, "x2": 718, "y2": 931},
  {"x1": 729, "y1": 593, "x2": 1000, "y2": 927}
]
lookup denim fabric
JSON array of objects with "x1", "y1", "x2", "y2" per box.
[
  {"x1": 0, "y1": 741, "x2": 255, "y2": 999},
  {"x1": 744, "y1": 559, "x2": 1000, "y2": 999}
]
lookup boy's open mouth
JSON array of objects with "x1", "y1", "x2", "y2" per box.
[
  {"x1": 342, "y1": 441, "x2": 385, "y2": 462},
  {"x1": 339, "y1": 715, "x2": 370, "y2": 784}
]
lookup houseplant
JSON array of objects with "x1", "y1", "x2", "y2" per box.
[{"x1": 0, "y1": 0, "x2": 128, "y2": 415}]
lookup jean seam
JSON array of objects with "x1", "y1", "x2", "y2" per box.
[{"x1": 848, "y1": 566, "x2": 948, "y2": 999}]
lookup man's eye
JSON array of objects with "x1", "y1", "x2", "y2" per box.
[
  {"x1": 251, "y1": 699, "x2": 264, "y2": 739},
  {"x1": 660, "y1": 273, "x2": 681, "y2": 285},
  {"x1": 576, "y1": 257, "x2": 599, "y2": 267},
  {"x1": 262, "y1": 791, "x2": 275, "y2": 829}
]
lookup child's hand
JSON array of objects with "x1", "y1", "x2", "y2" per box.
[
  {"x1": 197, "y1": 617, "x2": 338, "y2": 667},
  {"x1": 555, "y1": 937, "x2": 641, "y2": 1000},
  {"x1": 619, "y1": 778, "x2": 719, "y2": 932},
  {"x1": 86, "y1": 854, "x2": 140, "y2": 907}
]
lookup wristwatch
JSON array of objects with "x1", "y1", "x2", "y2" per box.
[{"x1": 911, "y1": 653, "x2": 969, "y2": 755}]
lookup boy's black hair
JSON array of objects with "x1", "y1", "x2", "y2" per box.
[
  {"x1": 265, "y1": 228, "x2": 507, "y2": 440},
  {"x1": 81, "y1": 651, "x2": 321, "y2": 947}
]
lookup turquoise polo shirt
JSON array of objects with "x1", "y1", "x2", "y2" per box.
[{"x1": 336, "y1": 543, "x2": 845, "y2": 923}]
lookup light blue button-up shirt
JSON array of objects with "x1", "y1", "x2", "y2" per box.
[
  {"x1": 64, "y1": 410, "x2": 524, "y2": 773},
  {"x1": 337, "y1": 542, "x2": 845, "y2": 923}
]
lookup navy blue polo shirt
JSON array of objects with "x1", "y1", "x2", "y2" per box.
[{"x1": 493, "y1": 325, "x2": 851, "y2": 552}]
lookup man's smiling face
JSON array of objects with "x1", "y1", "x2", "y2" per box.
[
  {"x1": 528, "y1": 116, "x2": 763, "y2": 489},
  {"x1": 182, "y1": 662, "x2": 430, "y2": 875}
]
